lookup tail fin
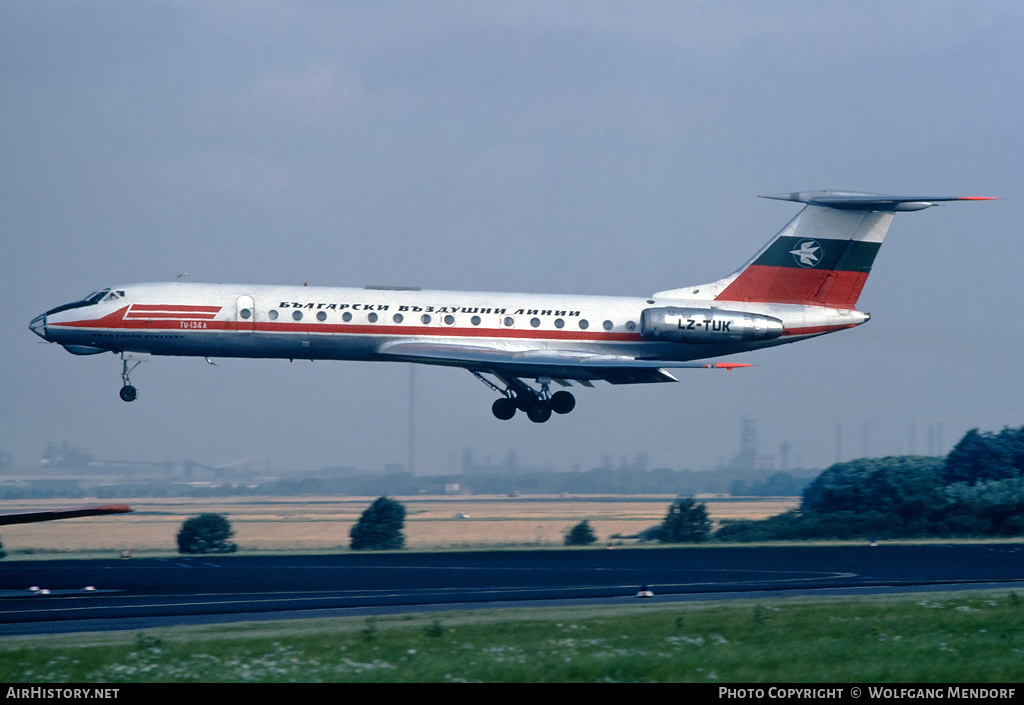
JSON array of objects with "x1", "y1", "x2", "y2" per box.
[{"x1": 708, "y1": 191, "x2": 996, "y2": 309}]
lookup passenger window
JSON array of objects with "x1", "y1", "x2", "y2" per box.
[
  {"x1": 269, "y1": 310, "x2": 279, "y2": 320},
  {"x1": 292, "y1": 311, "x2": 303, "y2": 321},
  {"x1": 316, "y1": 311, "x2": 327, "y2": 322}
]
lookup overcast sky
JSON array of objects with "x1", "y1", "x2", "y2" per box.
[{"x1": 2, "y1": 1, "x2": 1022, "y2": 477}]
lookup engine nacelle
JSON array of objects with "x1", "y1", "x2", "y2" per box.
[{"x1": 640, "y1": 307, "x2": 784, "y2": 343}]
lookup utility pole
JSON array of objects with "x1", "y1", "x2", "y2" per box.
[{"x1": 408, "y1": 364, "x2": 417, "y2": 475}]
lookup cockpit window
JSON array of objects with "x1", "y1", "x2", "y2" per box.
[{"x1": 45, "y1": 288, "x2": 119, "y2": 316}]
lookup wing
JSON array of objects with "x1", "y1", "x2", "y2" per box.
[
  {"x1": 0, "y1": 504, "x2": 132, "y2": 526},
  {"x1": 378, "y1": 341, "x2": 748, "y2": 385}
]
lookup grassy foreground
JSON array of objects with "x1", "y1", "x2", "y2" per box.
[{"x1": 2, "y1": 591, "x2": 1023, "y2": 682}]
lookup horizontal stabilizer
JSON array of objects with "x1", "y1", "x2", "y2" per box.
[
  {"x1": 760, "y1": 191, "x2": 998, "y2": 212},
  {"x1": 704, "y1": 190, "x2": 997, "y2": 308}
]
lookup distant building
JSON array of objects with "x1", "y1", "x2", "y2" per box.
[
  {"x1": 40, "y1": 442, "x2": 94, "y2": 469},
  {"x1": 722, "y1": 417, "x2": 779, "y2": 473}
]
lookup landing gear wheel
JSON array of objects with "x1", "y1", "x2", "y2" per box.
[
  {"x1": 526, "y1": 400, "x2": 552, "y2": 423},
  {"x1": 491, "y1": 397, "x2": 517, "y2": 420},
  {"x1": 119, "y1": 355, "x2": 145, "y2": 403},
  {"x1": 550, "y1": 391, "x2": 576, "y2": 415}
]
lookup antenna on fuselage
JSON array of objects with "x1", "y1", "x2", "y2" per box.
[{"x1": 173, "y1": 273, "x2": 188, "y2": 282}]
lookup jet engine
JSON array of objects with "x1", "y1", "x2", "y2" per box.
[{"x1": 640, "y1": 307, "x2": 784, "y2": 343}]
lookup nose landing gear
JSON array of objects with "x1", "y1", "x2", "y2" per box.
[{"x1": 118, "y1": 352, "x2": 150, "y2": 403}]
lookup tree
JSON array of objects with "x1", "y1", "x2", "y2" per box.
[
  {"x1": 943, "y1": 427, "x2": 1024, "y2": 485},
  {"x1": 943, "y1": 478, "x2": 1024, "y2": 536},
  {"x1": 658, "y1": 497, "x2": 711, "y2": 543},
  {"x1": 564, "y1": 520, "x2": 597, "y2": 546},
  {"x1": 802, "y1": 457, "x2": 945, "y2": 513},
  {"x1": 176, "y1": 513, "x2": 238, "y2": 554},
  {"x1": 350, "y1": 496, "x2": 406, "y2": 550}
]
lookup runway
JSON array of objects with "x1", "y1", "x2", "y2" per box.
[{"x1": 1, "y1": 544, "x2": 1022, "y2": 636}]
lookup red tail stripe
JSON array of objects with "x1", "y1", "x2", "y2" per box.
[{"x1": 716, "y1": 265, "x2": 867, "y2": 308}]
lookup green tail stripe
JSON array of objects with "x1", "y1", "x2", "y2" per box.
[{"x1": 753, "y1": 237, "x2": 881, "y2": 272}]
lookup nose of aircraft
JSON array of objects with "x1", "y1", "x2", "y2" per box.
[{"x1": 29, "y1": 313, "x2": 48, "y2": 340}]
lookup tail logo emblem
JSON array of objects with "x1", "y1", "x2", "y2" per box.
[{"x1": 789, "y1": 239, "x2": 822, "y2": 268}]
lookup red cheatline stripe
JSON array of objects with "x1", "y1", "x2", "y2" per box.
[
  {"x1": 55, "y1": 316, "x2": 646, "y2": 342},
  {"x1": 130, "y1": 304, "x2": 222, "y2": 312},
  {"x1": 124, "y1": 312, "x2": 219, "y2": 319},
  {"x1": 63, "y1": 315, "x2": 859, "y2": 341}
]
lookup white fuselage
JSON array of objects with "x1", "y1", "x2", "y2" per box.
[{"x1": 31, "y1": 281, "x2": 866, "y2": 372}]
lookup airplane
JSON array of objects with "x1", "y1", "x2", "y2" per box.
[{"x1": 29, "y1": 191, "x2": 995, "y2": 423}]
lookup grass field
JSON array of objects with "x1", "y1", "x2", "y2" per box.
[
  {"x1": 0, "y1": 495, "x2": 799, "y2": 554},
  {"x1": 3, "y1": 497, "x2": 1022, "y2": 683},
  {"x1": 2, "y1": 591, "x2": 1022, "y2": 682}
]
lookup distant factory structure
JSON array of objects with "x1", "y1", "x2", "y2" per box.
[{"x1": 720, "y1": 416, "x2": 789, "y2": 473}]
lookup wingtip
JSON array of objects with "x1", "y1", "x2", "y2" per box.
[{"x1": 704, "y1": 362, "x2": 753, "y2": 371}]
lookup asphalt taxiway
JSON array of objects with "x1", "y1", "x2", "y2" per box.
[{"x1": 1, "y1": 544, "x2": 1022, "y2": 635}]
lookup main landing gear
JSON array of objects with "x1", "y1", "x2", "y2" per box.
[
  {"x1": 472, "y1": 372, "x2": 576, "y2": 423},
  {"x1": 118, "y1": 352, "x2": 150, "y2": 403}
]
